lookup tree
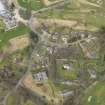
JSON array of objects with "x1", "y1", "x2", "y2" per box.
[
  {"x1": 97, "y1": 26, "x2": 105, "y2": 63},
  {"x1": 29, "y1": 31, "x2": 39, "y2": 43},
  {"x1": 10, "y1": 3, "x2": 15, "y2": 10},
  {"x1": 19, "y1": 9, "x2": 31, "y2": 20}
]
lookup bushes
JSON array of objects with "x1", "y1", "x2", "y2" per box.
[{"x1": 19, "y1": 9, "x2": 31, "y2": 20}]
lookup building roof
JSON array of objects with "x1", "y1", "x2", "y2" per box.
[{"x1": 0, "y1": 1, "x2": 6, "y2": 12}]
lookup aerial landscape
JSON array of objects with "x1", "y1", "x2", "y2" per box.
[{"x1": 0, "y1": 0, "x2": 105, "y2": 105}]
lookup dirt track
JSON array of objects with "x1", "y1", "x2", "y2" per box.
[
  {"x1": 42, "y1": 0, "x2": 63, "y2": 6},
  {"x1": 79, "y1": 0, "x2": 99, "y2": 7}
]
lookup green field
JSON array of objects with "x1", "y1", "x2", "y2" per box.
[
  {"x1": 39, "y1": 11, "x2": 105, "y2": 27},
  {"x1": 57, "y1": 64, "x2": 78, "y2": 80},
  {"x1": 37, "y1": 1, "x2": 105, "y2": 28},
  {"x1": 6, "y1": 95, "x2": 15, "y2": 105},
  {"x1": 18, "y1": 0, "x2": 44, "y2": 11},
  {"x1": 81, "y1": 81, "x2": 105, "y2": 105},
  {"x1": 23, "y1": 100, "x2": 34, "y2": 105},
  {"x1": 0, "y1": 24, "x2": 29, "y2": 47}
]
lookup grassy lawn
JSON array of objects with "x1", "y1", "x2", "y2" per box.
[
  {"x1": 55, "y1": 83, "x2": 74, "y2": 91},
  {"x1": 23, "y1": 100, "x2": 34, "y2": 105},
  {"x1": 6, "y1": 95, "x2": 14, "y2": 105},
  {"x1": 39, "y1": 9, "x2": 105, "y2": 27},
  {"x1": 58, "y1": 64, "x2": 78, "y2": 80},
  {"x1": 18, "y1": 0, "x2": 44, "y2": 11},
  {"x1": 37, "y1": 1, "x2": 105, "y2": 28},
  {"x1": 0, "y1": 24, "x2": 29, "y2": 47},
  {"x1": 81, "y1": 81, "x2": 105, "y2": 105}
]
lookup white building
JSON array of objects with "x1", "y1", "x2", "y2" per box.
[
  {"x1": 0, "y1": 0, "x2": 7, "y2": 16},
  {"x1": 0, "y1": 1, "x2": 5, "y2": 11},
  {"x1": 63, "y1": 64, "x2": 73, "y2": 71},
  {"x1": 33, "y1": 71, "x2": 48, "y2": 82}
]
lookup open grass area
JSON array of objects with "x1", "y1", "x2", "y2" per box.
[
  {"x1": 57, "y1": 64, "x2": 78, "y2": 80},
  {"x1": 37, "y1": 1, "x2": 105, "y2": 28},
  {"x1": 0, "y1": 24, "x2": 30, "y2": 47},
  {"x1": 23, "y1": 100, "x2": 34, "y2": 105},
  {"x1": 55, "y1": 83, "x2": 74, "y2": 91},
  {"x1": 6, "y1": 95, "x2": 14, "y2": 105},
  {"x1": 18, "y1": 0, "x2": 44, "y2": 11},
  {"x1": 81, "y1": 81, "x2": 105, "y2": 105},
  {"x1": 39, "y1": 10, "x2": 105, "y2": 28}
]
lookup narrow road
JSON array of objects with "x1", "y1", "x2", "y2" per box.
[{"x1": 77, "y1": 0, "x2": 100, "y2": 7}]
